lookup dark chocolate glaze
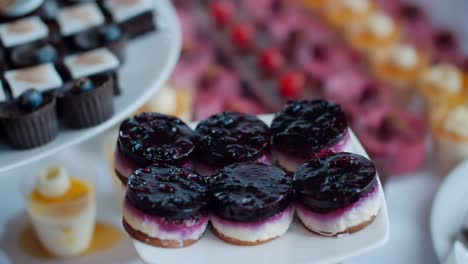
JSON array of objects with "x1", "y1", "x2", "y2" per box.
[
  {"x1": 271, "y1": 100, "x2": 348, "y2": 156},
  {"x1": 195, "y1": 112, "x2": 270, "y2": 165},
  {"x1": 118, "y1": 113, "x2": 195, "y2": 166},
  {"x1": 126, "y1": 164, "x2": 209, "y2": 220},
  {"x1": 210, "y1": 162, "x2": 292, "y2": 222},
  {"x1": 293, "y1": 152, "x2": 377, "y2": 213}
]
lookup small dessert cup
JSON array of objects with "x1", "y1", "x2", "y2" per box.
[{"x1": 21, "y1": 166, "x2": 96, "y2": 257}]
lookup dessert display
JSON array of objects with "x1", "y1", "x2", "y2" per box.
[
  {"x1": 209, "y1": 162, "x2": 293, "y2": 245},
  {"x1": 114, "y1": 112, "x2": 195, "y2": 185},
  {"x1": 58, "y1": 75, "x2": 114, "y2": 128},
  {"x1": 294, "y1": 152, "x2": 381, "y2": 236},
  {"x1": 123, "y1": 164, "x2": 209, "y2": 248},
  {"x1": 26, "y1": 165, "x2": 96, "y2": 257},
  {"x1": 0, "y1": 89, "x2": 58, "y2": 149},
  {"x1": 194, "y1": 112, "x2": 271, "y2": 175},
  {"x1": 271, "y1": 100, "x2": 352, "y2": 173},
  {"x1": 0, "y1": 0, "x2": 158, "y2": 150}
]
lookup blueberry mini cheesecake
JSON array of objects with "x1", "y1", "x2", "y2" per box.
[
  {"x1": 115, "y1": 113, "x2": 195, "y2": 185},
  {"x1": 58, "y1": 75, "x2": 114, "y2": 129},
  {"x1": 271, "y1": 100, "x2": 353, "y2": 173},
  {"x1": 294, "y1": 152, "x2": 381, "y2": 237},
  {"x1": 0, "y1": 89, "x2": 58, "y2": 149},
  {"x1": 195, "y1": 112, "x2": 271, "y2": 176},
  {"x1": 210, "y1": 162, "x2": 294, "y2": 245},
  {"x1": 123, "y1": 164, "x2": 209, "y2": 248}
]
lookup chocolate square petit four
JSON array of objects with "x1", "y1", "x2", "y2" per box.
[
  {"x1": 57, "y1": 2, "x2": 105, "y2": 37},
  {"x1": 9, "y1": 41, "x2": 61, "y2": 68},
  {"x1": 0, "y1": 0, "x2": 45, "y2": 21},
  {"x1": 63, "y1": 47, "x2": 120, "y2": 94},
  {"x1": 4, "y1": 63, "x2": 63, "y2": 98},
  {"x1": 103, "y1": 0, "x2": 155, "y2": 39},
  {"x1": 0, "y1": 16, "x2": 49, "y2": 48}
]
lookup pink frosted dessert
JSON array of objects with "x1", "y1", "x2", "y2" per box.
[
  {"x1": 271, "y1": 100, "x2": 353, "y2": 173},
  {"x1": 114, "y1": 113, "x2": 195, "y2": 185},
  {"x1": 123, "y1": 164, "x2": 209, "y2": 248},
  {"x1": 355, "y1": 110, "x2": 426, "y2": 175},
  {"x1": 392, "y1": 3, "x2": 434, "y2": 48},
  {"x1": 294, "y1": 152, "x2": 382, "y2": 236},
  {"x1": 209, "y1": 162, "x2": 293, "y2": 245},
  {"x1": 194, "y1": 112, "x2": 271, "y2": 176}
]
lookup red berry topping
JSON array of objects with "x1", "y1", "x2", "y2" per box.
[
  {"x1": 210, "y1": 1, "x2": 233, "y2": 25},
  {"x1": 231, "y1": 23, "x2": 255, "y2": 50},
  {"x1": 259, "y1": 48, "x2": 284, "y2": 73},
  {"x1": 279, "y1": 71, "x2": 305, "y2": 98}
]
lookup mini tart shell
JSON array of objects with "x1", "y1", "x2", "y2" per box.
[
  {"x1": 0, "y1": 94, "x2": 58, "y2": 149},
  {"x1": 420, "y1": 75, "x2": 468, "y2": 110},
  {"x1": 123, "y1": 219, "x2": 200, "y2": 248},
  {"x1": 347, "y1": 24, "x2": 401, "y2": 57},
  {"x1": 58, "y1": 74, "x2": 114, "y2": 129}
]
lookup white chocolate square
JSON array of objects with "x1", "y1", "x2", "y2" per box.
[
  {"x1": 0, "y1": 16, "x2": 49, "y2": 48},
  {"x1": 64, "y1": 48, "x2": 120, "y2": 79},
  {"x1": 57, "y1": 2, "x2": 105, "y2": 37},
  {"x1": 5, "y1": 63, "x2": 63, "y2": 98},
  {"x1": 104, "y1": 0, "x2": 154, "y2": 23}
]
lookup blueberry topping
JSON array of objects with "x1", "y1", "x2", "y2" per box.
[
  {"x1": 210, "y1": 162, "x2": 292, "y2": 222},
  {"x1": 294, "y1": 153, "x2": 377, "y2": 213},
  {"x1": 71, "y1": 78, "x2": 94, "y2": 94},
  {"x1": 118, "y1": 113, "x2": 195, "y2": 166},
  {"x1": 36, "y1": 45, "x2": 58, "y2": 64},
  {"x1": 126, "y1": 164, "x2": 209, "y2": 220},
  {"x1": 19, "y1": 89, "x2": 43, "y2": 111},
  {"x1": 99, "y1": 24, "x2": 123, "y2": 43},
  {"x1": 271, "y1": 100, "x2": 348, "y2": 156},
  {"x1": 196, "y1": 112, "x2": 271, "y2": 165}
]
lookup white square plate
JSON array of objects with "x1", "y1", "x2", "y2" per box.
[{"x1": 133, "y1": 114, "x2": 390, "y2": 264}]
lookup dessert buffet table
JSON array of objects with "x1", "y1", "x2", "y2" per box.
[{"x1": 0, "y1": 132, "x2": 440, "y2": 264}]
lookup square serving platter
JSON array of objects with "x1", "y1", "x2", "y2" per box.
[
  {"x1": 0, "y1": 114, "x2": 389, "y2": 264},
  {"x1": 133, "y1": 114, "x2": 390, "y2": 264}
]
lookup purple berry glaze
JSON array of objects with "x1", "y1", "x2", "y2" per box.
[
  {"x1": 293, "y1": 153, "x2": 377, "y2": 213},
  {"x1": 210, "y1": 162, "x2": 293, "y2": 222},
  {"x1": 195, "y1": 112, "x2": 271, "y2": 166},
  {"x1": 118, "y1": 113, "x2": 195, "y2": 166},
  {"x1": 271, "y1": 100, "x2": 348, "y2": 157},
  {"x1": 126, "y1": 164, "x2": 209, "y2": 220}
]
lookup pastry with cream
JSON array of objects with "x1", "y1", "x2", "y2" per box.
[
  {"x1": 210, "y1": 162, "x2": 293, "y2": 245},
  {"x1": 294, "y1": 152, "x2": 381, "y2": 236},
  {"x1": 123, "y1": 164, "x2": 209, "y2": 248},
  {"x1": 323, "y1": 0, "x2": 374, "y2": 30},
  {"x1": 347, "y1": 11, "x2": 400, "y2": 57},
  {"x1": 26, "y1": 166, "x2": 96, "y2": 257}
]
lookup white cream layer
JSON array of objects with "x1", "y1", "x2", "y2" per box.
[
  {"x1": 57, "y1": 3, "x2": 105, "y2": 36},
  {"x1": 296, "y1": 184, "x2": 381, "y2": 237},
  {"x1": 0, "y1": 16, "x2": 48, "y2": 48},
  {"x1": 123, "y1": 202, "x2": 209, "y2": 246},
  {"x1": 5, "y1": 63, "x2": 63, "y2": 97},
  {"x1": 210, "y1": 207, "x2": 294, "y2": 243},
  {"x1": 104, "y1": 0, "x2": 154, "y2": 23},
  {"x1": 0, "y1": 0, "x2": 44, "y2": 17},
  {"x1": 64, "y1": 48, "x2": 119, "y2": 79}
]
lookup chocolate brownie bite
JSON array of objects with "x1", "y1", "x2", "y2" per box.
[
  {"x1": 4, "y1": 63, "x2": 63, "y2": 98},
  {"x1": 210, "y1": 162, "x2": 294, "y2": 246},
  {"x1": 58, "y1": 74, "x2": 114, "y2": 129},
  {"x1": 294, "y1": 152, "x2": 381, "y2": 237},
  {"x1": 70, "y1": 24, "x2": 127, "y2": 61},
  {"x1": 9, "y1": 42, "x2": 61, "y2": 68},
  {"x1": 123, "y1": 164, "x2": 209, "y2": 248},
  {"x1": 102, "y1": 0, "x2": 156, "y2": 39},
  {"x1": 63, "y1": 47, "x2": 120, "y2": 94},
  {"x1": 0, "y1": 16, "x2": 49, "y2": 50},
  {"x1": 271, "y1": 100, "x2": 353, "y2": 173},
  {"x1": 115, "y1": 113, "x2": 195, "y2": 185},
  {"x1": 195, "y1": 112, "x2": 271, "y2": 176},
  {"x1": 0, "y1": 89, "x2": 58, "y2": 149}
]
